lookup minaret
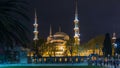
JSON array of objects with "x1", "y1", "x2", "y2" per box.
[
  {"x1": 112, "y1": 32, "x2": 116, "y2": 40},
  {"x1": 59, "y1": 26, "x2": 61, "y2": 32},
  {"x1": 47, "y1": 24, "x2": 53, "y2": 43},
  {"x1": 33, "y1": 9, "x2": 39, "y2": 59},
  {"x1": 74, "y1": 0, "x2": 80, "y2": 45},
  {"x1": 49, "y1": 24, "x2": 52, "y2": 37},
  {"x1": 112, "y1": 32, "x2": 117, "y2": 56},
  {"x1": 33, "y1": 9, "x2": 39, "y2": 41}
]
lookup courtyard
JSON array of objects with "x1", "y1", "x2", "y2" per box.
[{"x1": 0, "y1": 66, "x2": 102, "y2": 68}]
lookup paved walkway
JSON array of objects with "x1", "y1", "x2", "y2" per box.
[
  {"x1": 0, "y1": 63, "x2": 88, "y2": 67},
  {"x1": 92, "y1": 63, "x2": 120, "y2": 68}
]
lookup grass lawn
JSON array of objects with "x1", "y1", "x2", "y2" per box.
[{"x1": 1, "y1": 66, "x2": 103, "y2": 68}]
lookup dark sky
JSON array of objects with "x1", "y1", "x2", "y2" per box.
[{"x1": 26, "y1": 0, "x2": 120, "y2": 43}]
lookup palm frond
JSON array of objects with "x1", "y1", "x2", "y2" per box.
[{"x1": 0, "y1": 0, "x2": 30, "y2": 47}]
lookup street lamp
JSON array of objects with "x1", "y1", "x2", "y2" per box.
[
  {"x1": 108, "y1": 54, "x2": 110, "y2": 59},
  {"x1": 114, "y1": 43, "x2": 117, "y2": 56},
  {"x1": 115, "y1": 53, "x2": 118, "y2": 59}
]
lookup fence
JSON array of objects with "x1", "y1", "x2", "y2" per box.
[{"x1": 28, "y1": 56, "x2": 88, "y2": 64}]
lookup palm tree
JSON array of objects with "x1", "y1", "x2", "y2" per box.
[{"x1": 0, "y1": 0, "x2": 30, "y2": 48}]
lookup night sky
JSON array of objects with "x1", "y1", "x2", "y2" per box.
[{"x1": 26, "y1": 0, "x2": 120, "y2": 43}]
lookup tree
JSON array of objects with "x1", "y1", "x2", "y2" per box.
[
  {"x1": 0, "y1": 0, "x2": 30, "y2": 48},
  {"x1": 35, "y1": 38, "x2": 46, "y2": 56},
  {"x1": 65, "y1": 37, "x2": 74, "y2": 56},
  {"x1": 87, "y1": 35, "x2": 104, "y2": 50},
  {"x1": 102, "y1": 33, "x2": 112, "y2": 57},
  {"x1": 86, "y1": 35, "x2": 104, "y2": 56}
]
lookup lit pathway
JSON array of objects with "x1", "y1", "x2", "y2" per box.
[
  {"x1": 92, "y1": 63, "x2": 120, "y2": 68},
  {"x1": 0, "y1": 63, "x2": 88, "y2": 67}
]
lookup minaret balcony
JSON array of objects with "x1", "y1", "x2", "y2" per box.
[
  {"x1": 112, "y1": 37, "x2": 116, "y2": 40},
  {"x1": 33, "y1": 38, "x2": 38, "y2": 40},
  {"x1": 33, "y1": 24, "x2": 38, "y2": 27},
  {"x1": 74, "y1": 35, "x2": 79, "y2": 38},
  {"x1": 74, "y1": 28, "x2": 79, "y2": 30},
  {"x1": 33, "y1": 31, "x2": 38, "y2": 34},
  {"x1": 74, "y1": 19, "x2": 79, "y2": 23}
]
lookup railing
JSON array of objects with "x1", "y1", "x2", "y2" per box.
[{"x1": 28, "y1": 56, "x2": 87, "y2": 64}]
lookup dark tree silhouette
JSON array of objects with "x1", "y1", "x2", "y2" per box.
[
  {"x1": 0, "y1": 0, "x2": 30, "y2": 47},
  {"x1": 102, "y1": 33, "x2": 112, "y2": 57}
]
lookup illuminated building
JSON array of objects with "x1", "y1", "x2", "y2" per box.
[
  {"x1": 44, "y1": 26, "x2": 69, "y2": 57},
  {"x1": 30, "y1": 1, "x2": 105, "y2": 57}
]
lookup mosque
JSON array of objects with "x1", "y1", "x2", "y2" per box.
[
  {"x1": 31, "y1": 0, "x2": 104, "y2": 57},
  {"x1": 32, "y1": 0, "x2": 80, "y2": 57}
]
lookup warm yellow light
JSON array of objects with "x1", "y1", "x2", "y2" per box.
[
  {"x1": 39, "y1": 58, "x2": 42, "y2": 62},
  {"x1": 59, "y1": 58, "x2": 62, "y2": 62},
  {"x1": 76, "y1": 58, "x2": 78, "y2": 62},
  {"x1": 59, "y1": 46, "x2": 63, "y2": 49},
  {"x1": 44, "y1": 58, "x2": 46, "y2": 62},
  {"x1": 65, "y1": 58, "x2": 67, "y2": 61}
]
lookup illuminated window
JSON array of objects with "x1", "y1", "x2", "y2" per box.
[
  {"x1": 55, "y1": 58, "x2": 56, "y2": 62},
  {"x1": 65, "y1": 58, "x2": 67, "y2": 61},
  {"x1": 70, "y1": 58, "x2": 72, "y2": 61},
  {"x1": 59, "y1": 58, "x2": 62, "y2": 62},
  {"x1": 44, "y1": 58, "x2": 46, "y2": 62},
  {"x1": 39, "y1": 58, "x2": 41, "y2": 62},
  {"x1": 76, "y1": 58, "x2": 78, "y2": 62}
]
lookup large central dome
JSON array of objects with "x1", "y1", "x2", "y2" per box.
[
  {"x1": 54, "y1": 32, "x2": 67, "y2": 36},
  {"x1": 53, "y1": 32, "x2": 69, "y2": 40}
]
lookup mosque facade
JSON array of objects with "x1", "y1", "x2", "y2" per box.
[{"x1": 30, "y1": 0, "x2": 104, "y2": 57}]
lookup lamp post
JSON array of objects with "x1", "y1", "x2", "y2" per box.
[
  {"x1": 108, "y1": 54, "x2": 110, "y2": 59},
  {"x1": 107, "y1": 54, "x2": 110, "y2": 66},
  {"x1": 114, "y1": 44, "x2": 117, "y2": 56},
  {"x1": 115, "y1": 53, "x2": 118, "y2": 59}
]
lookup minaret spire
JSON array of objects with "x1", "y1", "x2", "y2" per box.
[
  {"x1": 75, "y1": 0, "x2": 78, "y2": 20},
  {"x1": 49, "y1": 24, "x2": 52, "y2": 37},
  {"x1": 59, "y1": 26, "x2": 61, "y2": 32},
  {"x1": 74, "y1": 0, "x2": 80, "y2": 45},
  {"x1": 35, "y1": 9, "x2": 37, "y2": 24}
]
